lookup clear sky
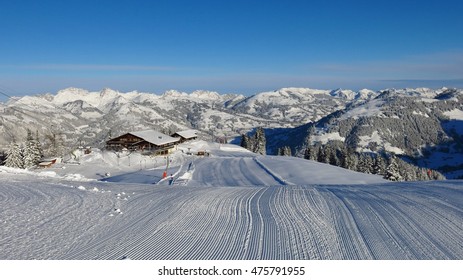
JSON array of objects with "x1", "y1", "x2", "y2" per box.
[{"x1": 0, "y1": 0, "x2": 462, "y2": 98}]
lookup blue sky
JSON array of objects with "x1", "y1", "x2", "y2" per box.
[{"x1": 0, "y1": 0, "x2": 462, "y2": 98}]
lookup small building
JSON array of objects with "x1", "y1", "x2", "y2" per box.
[
  {"x1": 38, "y1": 157, "x2": 61, "y2": 168},
  {"x1": 38, "y1": 161, "x2": 55, "y2": 168},
  {"x1": 106, "y1": 130, "x2": 180, "y2": 156},
  {"x1": 171, "y1": 129, "x2": 198, "y2": 143},
  {"x1": 196, "y1": 150, "x2": 210, "y2": 156}
]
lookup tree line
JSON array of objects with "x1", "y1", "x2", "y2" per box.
[
  {"x1": 2, "y1": 129, "x2": 65, "y2": 169},
  {"x1": 4, "y1": 129, "x2": 42, "y2": 169},
  {"x1": 303, "y1": 140, "x2": 445, "y2": 181}
]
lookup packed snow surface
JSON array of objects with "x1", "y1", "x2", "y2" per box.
[{"x1": 1, "y1": 142, "x2": 462, "y2": 260}]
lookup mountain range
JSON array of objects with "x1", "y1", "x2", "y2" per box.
[{"x1": 1, "y1": 86, "x2": 462, "y2": 178}]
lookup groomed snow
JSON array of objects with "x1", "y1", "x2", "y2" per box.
[
  {"x1": 1, "y1": 141, "x2": 462, "y2": 260},
  {"x1": 255, "y1": 156, "x2": 385, "y2": 185}
]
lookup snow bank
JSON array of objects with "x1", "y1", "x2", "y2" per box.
[{"x1": 0, "y1": 166, "x2": 94, "y2": 182}]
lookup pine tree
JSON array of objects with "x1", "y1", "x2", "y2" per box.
[
  {"x1": 427, "y1": 169, "x2": 445, "y2": 180},
  {"x1": 304, "y1": 146, "x2": 317, "y2": 160},
  {"x1": 384, "y1": 156, "x2": 403, "y2": 181},
  {"x1": 317, "y1": 146, "x2": 327, "y2": 163},
  {"x1": 366, "y1": 154, "x2": 376, "y2": 174},
  {"x1": 279, "y1": 146, "x2": 291, "y2": 156},
  {"x1": 240, "y1": 134, "x2": 252, "y2": 150},
  {"x1": 35, "y1": 130, "x2": 43, "y2": 159},
  {"x1": 373, "y1": 155, "x2": 387, "y2": 176},
  {"x1": 357, "y1": 153, "x2": 375, "y2": 174},
  {"x1": 23, "y1": 129, "x2": 41, "y2": 168},
  {"x1": 45, "y1": 132, "x2": 57, "y2": 156},
  {"x1": 329, "y1": 148, "x2": 339, "y2": 166},
  {"x1": 397, "y1": 160, "x2": 417, "y2": 181},
  {"x1": 253, "y1": 127, "x2": 266, "y2": 155},
  {"x1": 416, "y1": 168, "x2": 429, "y2": 181},
  {"x1": 344, "y1": 151, "x2": 358, "y2": 170},
  {"x1": 24, "y1": 130, "x2": 34, "y2": 168},
  {"x1": 5, "y1": 142, "x2": 24, "y2": 169},
  {"x1": 283, "y1": 146, "x2": 291, "y2": 156}
]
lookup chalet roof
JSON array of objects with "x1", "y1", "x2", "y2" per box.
[
  {"x1": 173, "y1": 129, "x2": 198, "y2": 139},
  {"x1": 130, "y1": 130, "x2": 179, "y2": 146}
]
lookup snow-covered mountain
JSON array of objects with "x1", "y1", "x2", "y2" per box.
[
  {"x1": 270, "y1": 87, "x2": 463, "y2": 178},
  {"x1": 0, "y1": 87, "x2": 373, "y2": 152},
  {"x1": 230, "y1": 87, "x2": 375, "y2": 124}
]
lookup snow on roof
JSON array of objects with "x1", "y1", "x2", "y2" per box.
[
  {"x1": 130, "y1": 130, "x2": 179, "y2": 146},
  {"x1": 174, "y1": 129, "x2": 198, "y2": 139}
]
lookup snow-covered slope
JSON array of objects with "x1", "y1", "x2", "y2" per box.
[{"x1": 0, "y1": 141, "x2": 461, "y2": 260}]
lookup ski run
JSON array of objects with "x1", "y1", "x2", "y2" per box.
[{"x1": 1, "y1": 141, "x2": 462, "y2": 260}]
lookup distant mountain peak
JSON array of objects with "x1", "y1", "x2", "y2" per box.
[
  {"x1": 99, "y1": 88, "x2": 119, "y2": 97},
  {"x1": 57, "y1": 87, "x2": 89, "y2": 95},
  {"x1": 329, "y1": 88, "x2": 357, "y2": 100},
  {"x1": 162, "y1": 90, "x2": 187, "y2": 97},
  {"x1": 189, "y1": 90, "x2": 221, "y2": 100}
]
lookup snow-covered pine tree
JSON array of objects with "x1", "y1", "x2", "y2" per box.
[
  {"x1": 253, "y1": 127, "x2": 266, "y2": 155},
  {"x1": 24, "y1": 129, "x2": 41, "y2": 168},
  {"x1": 44, "y1": 132, "x2": 57, "y2": 156},
  {"x1": 5, "y1": 142, "x2": 24, "y2": 169},
  {"x1": 278, "y1": 146, "x2": 291, "y2": 156},
  {"x1": 24, "y1": 129, "x2": 34, "y2": 168},
  {"x1": 317, "y1": 145, "x2": 327, "y2": 163},
  {"x1": 304, "y1": 145, "x2": 318, "y2": 160},
  {"x1": 358, "y1": 153, "x2": 375, "y2": 174},
  {"x1": 303, "y1": 147, "x2": 310, "y2": 159},
  {"x1": 240, "y1": 134, "x2": 252, "y2": 150},
  {"x1": 334, "y1": 147, "x2": 346, "y2": 168},
  {"x1": 397, "y1": 159, "x2": 417, "y2": 181},
  {"x1": 35, "y1": 130, "x2": 43, "y2": 159},
  {"x1": 415, "y1": 167, "x2": 429, "y2": 181},
  {"x1": 384, "y1": 155, "x2": 403, "y2": 181},
  {"x1": 343, "y1": 150, "x2": 358, "y2": 171},
  {"x1": 372, "y1": 154, "x2": 387, "y2": 176},
  {"x1": 329, "y1": 148, "x2": 339, "y2": 166},
  {"x1": 428, "y1": 169, "x2": 445, "y2": 180},
  {"x1": 284, "y1": 146, "x2": 291, "y2": 156}
]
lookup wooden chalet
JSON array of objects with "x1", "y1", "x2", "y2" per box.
[
  {"x1": 106, "y1": 130, "x2": 180, "y2": 155},
  {"x1": 171, "y1": 129, "x2": 198, "y2": 143}
]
